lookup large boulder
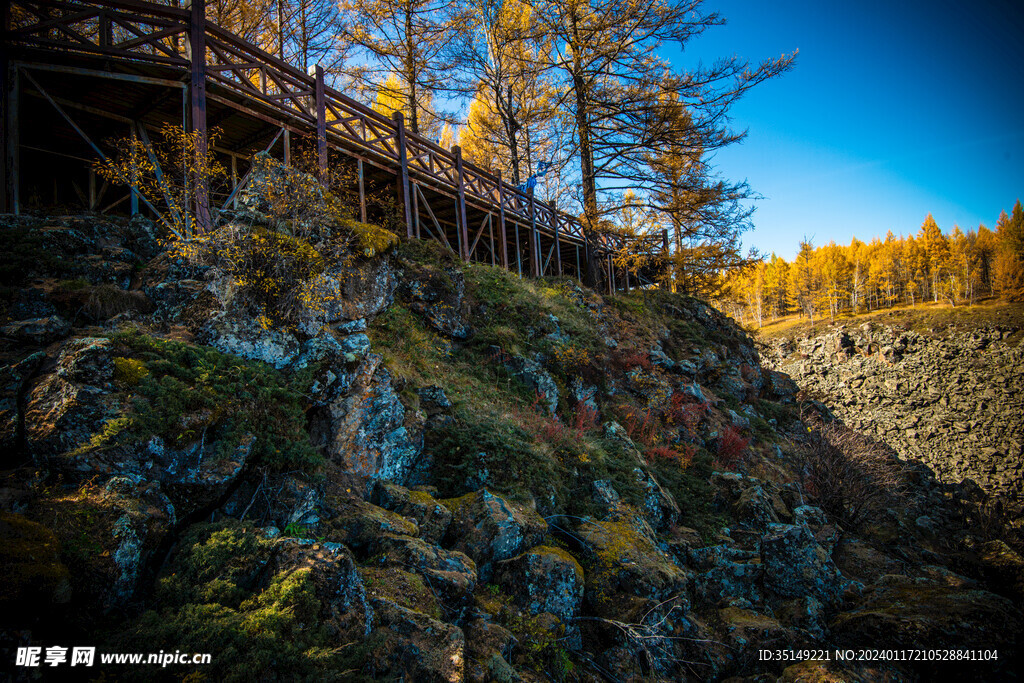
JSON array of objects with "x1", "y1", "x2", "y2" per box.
[
  {"x1": 197, "y1": 312, "x2": 300, "y2": 369},
  {"x1": 24, "y1": 337, "x2": 117, "y2": 458},
  {"x1": 494, "y1": 545, "x2": 585, "y2": 625},
  {"x1": 374, "y1": 534, "x2": 477, "y2": 610},
  {"x1": 309, "y1": 354, "x2": 425, "y2": 490},
  {"x1": 689, "y1": 544, "x2": 764, "y2": 606},
  {"x1": 442, "y1": 490, "x2": 548, "y2": 582},
  {"x1": 265, "y1": 537, "x2": 373, "y2": 638},
  {"x1": 761, "y1": 523, "x2": 848, "y2": 607},
  {"x1": 575, "y1": 515, "x2": 689, "y2": 619},
  {"x1": 321, "y1": 497, "x2": 419, "y2": 553},
  {"x1": 1, "y1": 316, "x2": 71, "y2": 345},
  {"x1": 365, "y1": 598, "x2": 465, "y2": 682},
  {"x1": 371, "y1": 480, "x2": 453, "y2": 544},
  {"x1": 26, "y1": 476, "x2": 175, "y2": 610},
  {"x1": 297, "y1": 257, "x2": 397, "y2": 335},
  {"x1": 0, "y1": 352, "x2": 46, "y2": 460},
  {"x1": 711, "y1": 472, "x2": 792, "y2": 531}
]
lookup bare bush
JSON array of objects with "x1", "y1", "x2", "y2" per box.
[{"x1": 799, "y1": 418, "x2": 909, "y2": 529}]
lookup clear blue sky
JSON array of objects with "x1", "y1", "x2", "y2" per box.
[{"x1": 684, "y1": 0, "x2": 1024, "y2": 260}]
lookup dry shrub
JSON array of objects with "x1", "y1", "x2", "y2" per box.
[
  {"x1": 800, "y1": 419, "x2": 909, "y2": 529},
  {"x1": 85, "y1": 285, "x2": 153, "y2": 319}
]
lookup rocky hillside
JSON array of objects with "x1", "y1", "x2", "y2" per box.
[
  {"x1": 2, "y1": 177, "x2": 1023, "y2": 681},
  {"x1": 764, "y1": 317, "x2": 1024, "y2": 538}
]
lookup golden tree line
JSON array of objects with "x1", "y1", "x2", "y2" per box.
[
  {"x1": 145, "y1": 0, "x2": 793, "y2": 289},
  {"x1": 719, "y1": 200, "x2": 1024, "y2": 327}
]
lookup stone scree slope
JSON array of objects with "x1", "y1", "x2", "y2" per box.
[{"x1": 765, "y1": 322, "x2": 1024, "y2": 515}]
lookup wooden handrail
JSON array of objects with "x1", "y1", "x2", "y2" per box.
[{"x1": 4, "y1": 0, "x2": 672, "y2": 267}]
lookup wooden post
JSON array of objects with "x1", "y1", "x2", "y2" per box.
[
  {"x1": 230, "y1": 155, "x2": 238, "y2": 208},
  {"x1": 453, "y1": 145, "x2": 469, "y2": 260},
  {"x1": 357, "y1": 158, "x2": 367, "y2": 223},
  {"x1": 528, "y1": 192, "x2": 539, "y2": 277},
  {"x1": 2, "y1": 58, "x2": 17, "y2": 215},
  {"x1": 551, "y1": 200, "x2": 562, "y2": 277},
  {"x1": 88, "y1": 169, "x2": 97, "y2": 211},
  {"x1": 411, "y1": 180, "x2": 419, "y2": 237},
  {"x1": 315, "y1": 65, "x2": 327, "y2": 184},
  {"x1": 608, "y1": 253, "x2": 615, "y2": 294},
  {"x1": 392, "y1": 111, "x2": 413, "y2": 237},
  {"x1": 130, "y1": 125, "x2": 139, "y2": 215},
  {"x1": 188, "y1": 0, "x2": 210, "y2": 232},
  {"x1": 496, "y1": 170, "x2": 508, "y2": 269}
]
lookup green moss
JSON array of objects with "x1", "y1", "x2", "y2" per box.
[
  {"x1": 113, "y1": 357, "x2": 149, "y2": 386},
  {"x1": 0, "y1": 512, "x2": 71, "y2": 616},
  {"x1": 359, "y1": 566, "x2": 441, "y2": 619},
  {"x1": 114, "y1": 519, "x2": 368, "y2": 681},
  {"x1": 426, "y1": 409, "x2": 563, "y2": 503},
  {"x1": 156, "y1": 521, "x2": 264, "y2": 609},
  {"x1": 98, "y1": 330, "x2": 322, "y2": 472},
  {"x1": 648, "y1": 449, "x2": 728, "y2": 541}
]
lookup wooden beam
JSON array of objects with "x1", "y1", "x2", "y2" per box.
[
  {"x1": 412, "y1": 177, "x2": 419, "y2": 237},
  {"x1": 20, "y1": 69, "x2": 179, "y2": 235},
  {"x1": 1, "y1": 54, "x2": 14, "y2": 214},
  {"x1": 551, "y1": 200, "x2": 562, "y2": 277}
]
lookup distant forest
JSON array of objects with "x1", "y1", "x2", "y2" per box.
[{"x1": 719, "y1": 200, "x2": 1024, "y2": 327}]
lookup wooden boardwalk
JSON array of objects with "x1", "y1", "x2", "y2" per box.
[{"x1": 1, "y1": 0, "x2": 667, "y2": 290}]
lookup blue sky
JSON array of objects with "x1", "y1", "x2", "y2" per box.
[{"x1": 683, "y1": 0, "x2": 1024, "y2": 260}]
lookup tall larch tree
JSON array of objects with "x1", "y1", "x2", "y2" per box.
[
  {"x1": 528, "y1": 0, "x2": 794, "y2": 286},
  {"x1": 338, "y1": 0, "x2": 468, "y2": 135}
]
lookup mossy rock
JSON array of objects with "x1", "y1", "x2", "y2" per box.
[
  {"x1": 370, "y1": 480, "x2": 452, "y2": 544},
  {"x1": 0, "y1": 512, "x2": 72, "y2": 619},
  {"x1": 321, "y1": 496, "x2": 419, "y2": 553},
  {"x1": 494, "y1": 545, "x2": 584, "y2": 624},
  {"x1": 359, "y1": 566, "x2": 441, "y2": 620},
  {"x1": 831, "y1": 578, "x2": 1023, "y2": 656},
  {"x1": 441, "y1": 489, "x2": 548, "y2": 582},
  {"x1": 575, "y1": 512, "x2": 688, "y2": 620}
]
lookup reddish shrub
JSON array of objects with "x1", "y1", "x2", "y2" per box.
[
  {"x1": 645, "y1": 443, "x2": 695, "y2": 469},
  {"x1": 612, "y1": 349, "x2": 653, "y2": 373},
  {"x1": 570, "y1": 403, "x2": 599, "y2": 436},
  {"x1": 716, "y1": 425, "x2": 750, "y2": 467},
  {"x1": 666, "y1": 393, "x2": 707, "y2": 438},
  {"x1": 623, "y1": 406, "x2": 657, "y2": 446}
]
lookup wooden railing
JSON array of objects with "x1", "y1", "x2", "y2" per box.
[{"x1": 4, "y1": 0, "x2": 668, "y2": 285}]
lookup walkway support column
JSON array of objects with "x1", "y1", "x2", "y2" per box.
[
  {"x1": 528, "y1": 192, "x2": 539, "y2": 278},
  {"x1": 315, "y1": 65, "x2": 327, "y2": 185},
  {"x1": 453, "y1": 145, "x2": 469, "y2": 261},
  {"x1": 188, "y1": 0, "x2": 210, "y2": 232},
  {"x1": 392, "y1": 111, "x2": 413, "y2": 237},
  {"x1": 496, "y1": 170, "x2": 508, "y2": 269},
  {"x1": 551, "y1": 199, "x2": 562, "y2": 277}
]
